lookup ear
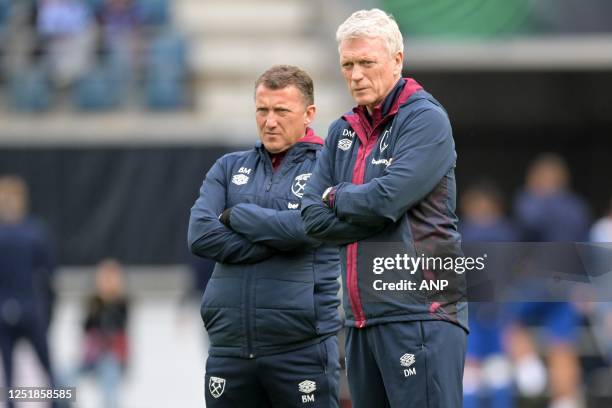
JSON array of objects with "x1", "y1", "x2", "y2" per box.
[
  {"x1": 304, "y1": 104, "x2": 316, "y2": 125},
  {"x1": 393, "y1": 51, "x2": 404, "y2": 77}
]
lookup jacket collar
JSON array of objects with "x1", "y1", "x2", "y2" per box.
[
  {"x1": 255, "y1": 127, "x2": 323, "y2": 157},
  {"x1": 343, "y1": 78, "x2": 423, "y2": 144}
]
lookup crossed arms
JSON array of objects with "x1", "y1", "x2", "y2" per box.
[
  {"x1": 188, "y1": 156, "x2": 319, "y2": 264},
  {"x1": 301, "y1": 108, "x2": 455, "y2": 243}
]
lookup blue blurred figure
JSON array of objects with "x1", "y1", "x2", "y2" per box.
[
  {"x1": 0, "y1": 175, "x2": 58, "y2": 408},
  {"x1": 460, "y1": 181, "x2": 518, "y2": 408},
  {"x1": 588, "y1": 198, "x2": 612, "y2": 365},
  {"x1": 510, "y1": 153, "x2": 590, "y2": 408},
  {"x1": 100, "y1": 0, "x2": 142, "y2": 74}
]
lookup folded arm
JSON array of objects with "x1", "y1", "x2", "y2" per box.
[
  {"x1": 228, "y1": 203, "x2": 321, "y2": 251},
  {"x1": 188, "y1": 157, "x2": 276, "y2": 264},
  {"x1": 333, "y1": 108, "x2": 456, "y2": 223},
  {"x1": 301, "y1": 122, "x2": 389, "y2": 245}
]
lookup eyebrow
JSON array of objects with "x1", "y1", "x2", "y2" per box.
[{"x1": 256, "y1": 106, "x2": 293, "y2": 111}]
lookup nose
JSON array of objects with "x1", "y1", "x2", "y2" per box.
[
  {"x1": 351, "y1": 65, "x2": 364, "y2": 82},
  {"x1": 264, "y1": 113, "x2": 278, "y2": 128}
]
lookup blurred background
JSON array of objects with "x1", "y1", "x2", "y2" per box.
[{"x1": 0, "y1": 0, "x2": 611, "y2": 407}]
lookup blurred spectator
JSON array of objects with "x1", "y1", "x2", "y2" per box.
[
  {"x1": 509, "y1": 153, "x2": 590, "y2": 408},
  {"x1": 36, "y1": 0, "x2": 97, "y2": 87},
  {"x1": 77, "y1": 258, "x2": 130, "y2": 408},
  {"x1": 101, "y1": 0, "x2": 139, "y2": 43},
  {"x1": 0, "y1": 175, "x2": 57, "y2": 408},
  {"x1": 460, "y1": 181, "x2": 518, "y2": 408},
  {"x1": 99, "y1": 0, "x2": 142, "y2": 76},
  {"x1": 515, "y1": 153, "x2": 590, "y2": 242}
]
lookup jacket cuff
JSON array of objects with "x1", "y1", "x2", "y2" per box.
[{"x1": 219, "y1": 208, "x2": 232, "y2": 228}]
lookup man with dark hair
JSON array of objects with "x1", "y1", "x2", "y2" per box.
[
  {"x1": 255, "y1": 65, "x2": 315, "y2": 106},
  {"x1": 189, "y1": 65, "x2": 341, "y2": 407}
]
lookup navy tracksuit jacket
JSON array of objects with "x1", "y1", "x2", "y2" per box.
[
  {"x1": 0, "y1": 219, "x2": 57, "y2": 407},
  {"x1": 188, "y1": 130, "x2": 342, "y2": 359},
  {"x1": 301, "y1": 78, "x2": 467, "y2": 408},
  {"x1": 301, "y1": 78, "x2": 468, "y2": 331}
]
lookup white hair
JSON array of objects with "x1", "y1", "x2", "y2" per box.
[{"x1": 336, "y1": 8, "x2": 404, "y2": 55}]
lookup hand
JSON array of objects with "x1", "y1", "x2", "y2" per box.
[
  {"x1": 322, "y1": 186, "x2": 336, "y2": 208},
  {"x1": 219, "y1": 208, "x2": 232, "y2": 227}
]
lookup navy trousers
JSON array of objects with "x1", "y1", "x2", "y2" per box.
[
  {"x1": 346, "y1": 320, "x2": 467, "y2": 408},
  {"x1": 0, "y1": 311, "x2": 57, "y2": 408},
  {"x1": 204, "y1": 336, "x2": 340, "y2": 407}
]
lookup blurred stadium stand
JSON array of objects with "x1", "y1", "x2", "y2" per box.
[
  {"x1": 0, "y1": 0, "x2": 352, "y2": 139},
  {"x1": 386, "y1": 0, "x2": 612, "y2": 37},
  {"x1": 1, "y1": 1, "x2": 612, "y2": 407}
]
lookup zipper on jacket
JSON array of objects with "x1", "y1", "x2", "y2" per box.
[
  {"x1": 346, "y1": 118, "x2": 391, "y2": 328},
  {"x1": 344, "y1": 80, "x2": 423, "y2": 329},
  {"x1": 247, "y1": 144, "x2": 313, "y2": 353},
  {"x1": 244, "y1": 270, "x2": 254, "y2": 358},
  {"x1": 347, "y1": 131, "x2": 380, "y2": 328}
]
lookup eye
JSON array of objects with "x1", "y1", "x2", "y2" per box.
[
  {"x1": 341, "y1": 62, "x2": 353, "y2": 69},
  {"x1": 362, "y1": 60, "x2": 374, "y2": 67}
]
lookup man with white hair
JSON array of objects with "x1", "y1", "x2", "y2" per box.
[{"x1": 302, "y1": 9, "x2": 467, "y2": 407}]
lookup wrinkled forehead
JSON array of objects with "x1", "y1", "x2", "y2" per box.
[
  {"x1": 339, "y1": 36, "x2": 392, "y2": 59},
  {"x1": 255, "y1": 84, "x2": 307, "y2": 107}
]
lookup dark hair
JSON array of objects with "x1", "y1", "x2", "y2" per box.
[{"x1": 254, "y1": 65, "x2": 314, "y2": 106}]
